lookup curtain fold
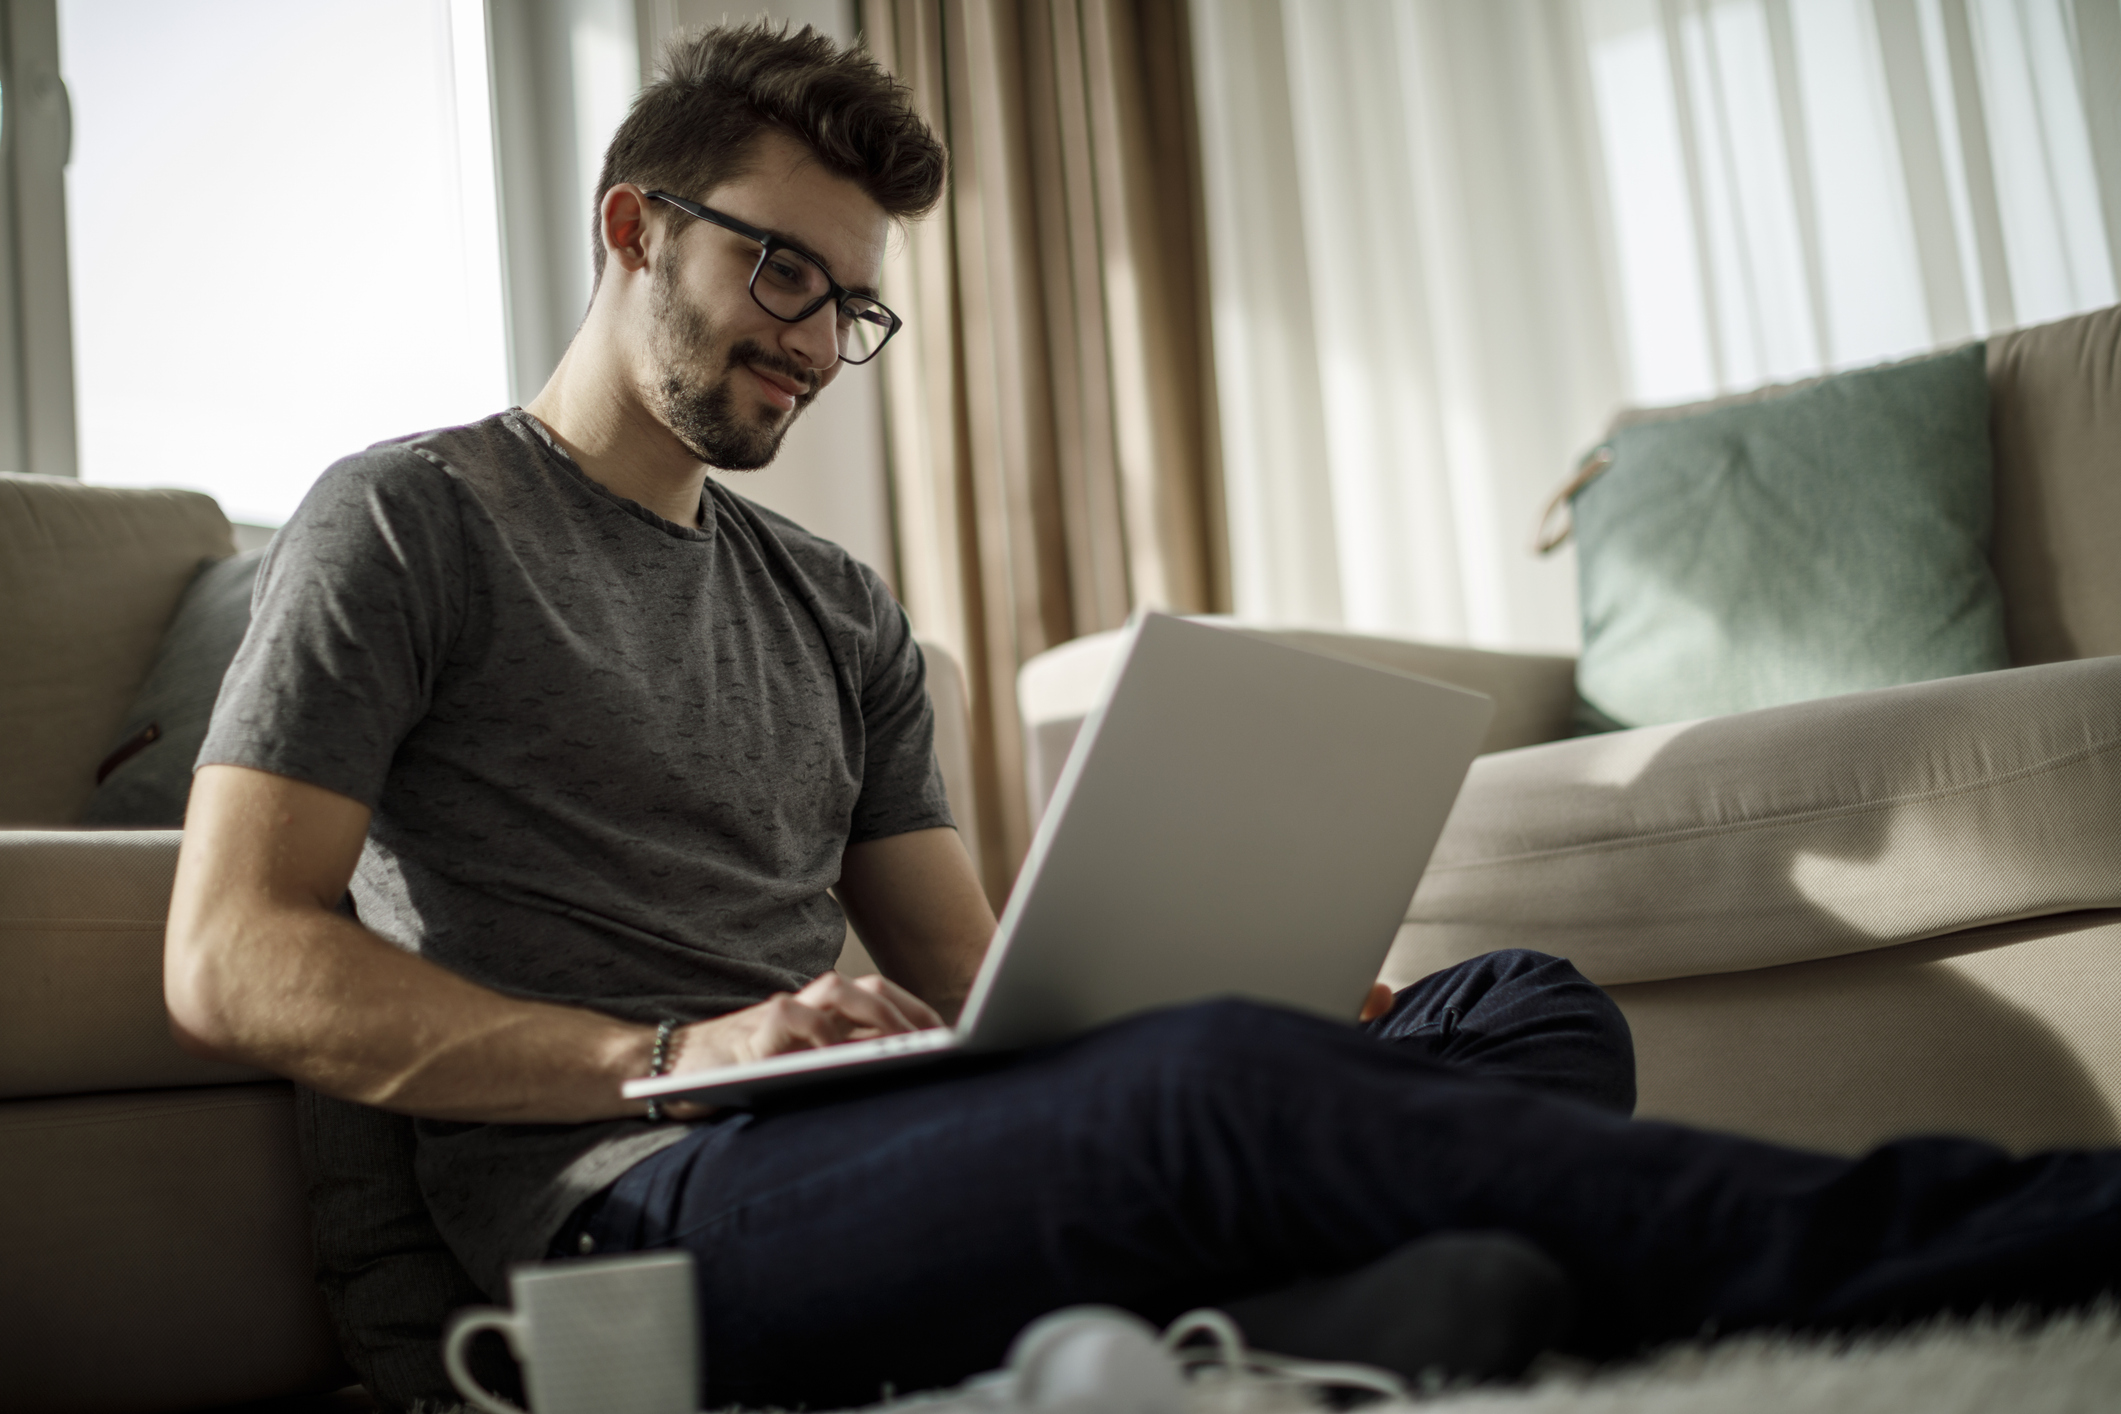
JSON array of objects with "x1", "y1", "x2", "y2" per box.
[
  {"x1": 861, "y1": 0, "x2": 1226, "y2": 901},
  {"x1": 1193, "y1": 0, "x2": 1625, "y2": 653}
]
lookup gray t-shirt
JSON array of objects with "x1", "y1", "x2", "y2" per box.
[{"x1": 201, "y1": 410, "x2": 953, "y2": 1293}]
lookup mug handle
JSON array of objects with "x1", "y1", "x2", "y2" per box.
[{"x1": 443, "y1": 1306, "x2": 528, "y2": 1414}]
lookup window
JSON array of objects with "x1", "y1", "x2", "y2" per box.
[{"x1": 61, "y1": 0, "x2": 507, "y2": 527}]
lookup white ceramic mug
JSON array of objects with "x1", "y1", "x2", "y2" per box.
[{"x1": 443, "y1": 1250, "x2": 699, "y2": 1414}]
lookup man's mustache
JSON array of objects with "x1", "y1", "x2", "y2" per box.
[{"x1": 726, "y1": 339, "x2": 818, "y2": 400}]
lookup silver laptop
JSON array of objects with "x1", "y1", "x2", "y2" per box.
[{"x1": 624, "y1": 611, "x2": 1494, "y2": 1108}]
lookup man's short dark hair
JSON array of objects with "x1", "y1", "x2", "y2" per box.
[{"x1": 591, "y1": 21, "x2": 947, "y2": 285}]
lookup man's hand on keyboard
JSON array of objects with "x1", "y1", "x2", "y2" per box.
[{"x1": 653, "y1": 971, "x2": 944, "y2": 1119}]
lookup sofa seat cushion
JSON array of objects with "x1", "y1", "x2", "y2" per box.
[
  {"x1": 0, "y1": 830, "x2": 268, "y2": 1099},
  {"x1": 1396, "y1": 656, "x2": 2121, "y2": 986}
]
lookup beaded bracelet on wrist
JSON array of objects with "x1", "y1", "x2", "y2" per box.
[{"x1": 642, "y1": 1017, "x2": 678, "y2": 1123}]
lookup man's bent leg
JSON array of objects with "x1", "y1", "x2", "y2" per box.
[
  {"x1": 579, "y1": 1000, "x2": 2121, "y2": 1408},
  {"x1": 1367, "y1": 949, "x2": 1636, "y2": 1114}
]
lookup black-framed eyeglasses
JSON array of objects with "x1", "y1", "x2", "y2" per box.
[{"x1": 644, "y1": 190, "x2": 902, "y2": 364}]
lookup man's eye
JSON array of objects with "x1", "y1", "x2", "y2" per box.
[{"x1": 764, "y1": 255, "x2": 809, "y2": 288}]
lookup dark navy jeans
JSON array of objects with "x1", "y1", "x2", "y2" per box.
[{"x1": 565, "y1": 950, "x2": 2121, "y2": 1408}]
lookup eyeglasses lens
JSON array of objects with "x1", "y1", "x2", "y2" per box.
[
  {"x1": 751, "y1": 247, "x2": 829, "y2": 316},
  {"x1": 749, "y1": 246, "x2": 894, "y2": 362}
]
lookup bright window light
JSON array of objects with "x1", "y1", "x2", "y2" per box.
[
  {"x1": 1584, "y1": 1, "x2": 1719, "y2": 404},
  {"x1": 1787, "y1": 0, "x2": 1931, "y2": 369},
  {"x1": 61, "y1": 0, "x2": 508, "y2": 528}
]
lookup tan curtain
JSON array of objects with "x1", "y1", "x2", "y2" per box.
[{"x1": 860, "y1": 0, "x2": 1228, "y2": 902}]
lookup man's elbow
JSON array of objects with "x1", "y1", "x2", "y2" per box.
[
  {"x1": 163, "y1": 916, "x2": 244, "y2": 1062},
  {"x1": 167, "y1": 1009, "x2": 232, "y2": 1061}
]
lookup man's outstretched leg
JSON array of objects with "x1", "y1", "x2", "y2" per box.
[{"x1": 566, "y1": 996, "x2": 2121, "y2": 1408}]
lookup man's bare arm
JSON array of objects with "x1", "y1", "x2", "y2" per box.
[
  {"x1": 167, "y1": 765, "x2": 937, "y2": 1121},
  {"x1": 834, "y1": 826, "x2": 997, "y2": 1022}
]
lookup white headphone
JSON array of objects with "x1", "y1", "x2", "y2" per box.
[{"x1": 897, "y1": 1304, "x2": 1408, "y2": 1414}]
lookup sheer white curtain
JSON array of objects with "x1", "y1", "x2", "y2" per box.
[
  {"x1": 1191, "y1": 0, "x2": 2119, "y2": 653},
  {"x1": 1192, "y1": 0, "x2": 1621, "y2": 650},
  {"x1": 1591, "y1": 0, "x2": 2119, "y2": 402}
]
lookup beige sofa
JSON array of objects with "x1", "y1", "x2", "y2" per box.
[
  {"x1": 1021, "y1": 302, "x2": 2121, "y2": 1161},
  {"x1": 0, "y1": 476, "x2": 978, "y2": 1413}
]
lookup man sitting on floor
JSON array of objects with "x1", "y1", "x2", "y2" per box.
[{"x1": 165, "y1": 22, "x2": 2121, "y2": 1412}]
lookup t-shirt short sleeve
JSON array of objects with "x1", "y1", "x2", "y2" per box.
[
  {"x1": 199, "y1": 449, "x2": 469, "y2": 809},
  {"x1": 847, "y1": 569, "x2": 955, "y2": 845}
]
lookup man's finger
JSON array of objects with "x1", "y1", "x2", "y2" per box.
[
  {"x1": 797, "y1": 970, "x2": 921, "y2": 1035},
  {"x1": 754, "y1": 993, "x2": 854, "y2": 1056},
  {"x1": 850, "y1": 972, "x2": 945, "y2": 1031},
  {"x1": 662, "y1": 996, "x2": 846, "y2": 1079}
]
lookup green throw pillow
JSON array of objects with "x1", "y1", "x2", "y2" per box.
[{"x1": 1571, "y1": 343, "x2": 2008, "y2": 730}]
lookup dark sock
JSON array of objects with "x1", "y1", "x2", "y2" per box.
[{"x1": 1223, "y1": 1232, "x2": 1574, "y2": 1384}]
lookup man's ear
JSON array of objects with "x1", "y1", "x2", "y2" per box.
[{"x1": 600, "y1": 184, "x2": 654, "y2": 276}]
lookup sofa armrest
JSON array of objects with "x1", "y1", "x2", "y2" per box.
[
  {"x1": 1216, "y1": 627, "x2": 1578, "y2": 755},
  {"x1": 916, "y1": 636, "x2": 980, "y2": 878},
  {"x1": 1386, "y1": 656, "x2": 2121, "y2": 989},
  {"x1": 836, "y1": 637, "x2": 980, "y2": 978},
  {"x1": 0, "y1": 829, "x2": 271, "y2": 1099},
  {"x1": 1017, "y1": 623, "x2": 1577, "y2": 828}
]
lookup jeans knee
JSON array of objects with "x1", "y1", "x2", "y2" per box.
[
  {"x1": 1476, "y1": 948, "x2": 1570, "y2": 982},
  {"x1": 1472, "y1": 951, "x2": 1621, "y2": 1016},
  {"x1": 1388, "y1": 949, "x2": 1635, "y2": 1114},
  {"x1": 1093, "y1": 998, "x2": 1328, "y2": 1082},
  {"x1": 1490, "y1": 950, "x2": 1629, "y2": 1033}
]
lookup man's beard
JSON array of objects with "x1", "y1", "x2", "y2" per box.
[{"x1": 646, "y1": 260, "x2": 816, "y2": 470}]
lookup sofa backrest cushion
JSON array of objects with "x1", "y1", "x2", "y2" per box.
[
  {"x1": 0, "y1": 473, "x2": 233, "y2": 824},
  {"x1": 1987, "y1": 302, "x2": 2121, "y2": 665}
]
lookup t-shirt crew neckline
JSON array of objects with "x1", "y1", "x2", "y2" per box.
[{"x1": 505, "y1": 406, "x2": 716, "y2": 543}]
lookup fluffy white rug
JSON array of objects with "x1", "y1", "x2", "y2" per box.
[
  {"x1": 1173, "y1": 1305, "x2": 2121, "y2": 1414},
  {"x1": 396, "y1": 1304, "x2": 2121, "y2": 1413}
]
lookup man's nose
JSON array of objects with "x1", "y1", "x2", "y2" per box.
[{"x1": 781, "y1": 300, "x2": 841, "y2": 378}]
